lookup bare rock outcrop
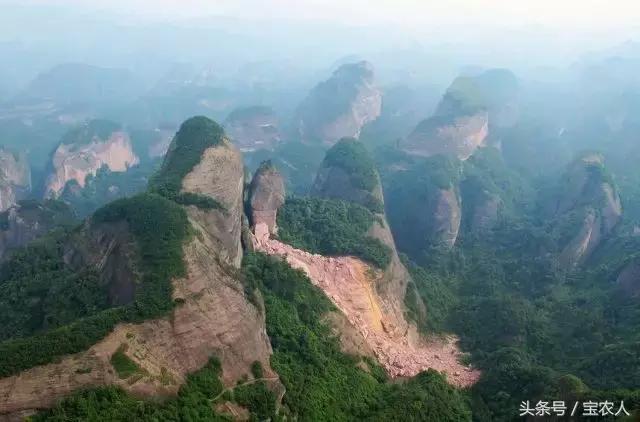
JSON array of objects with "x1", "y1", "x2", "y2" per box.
[
  {"x1": 403, "y1": 69, "x2": 518, "y2": 160},
  {"x1": 404, "y1": 112, "x2": 489, "y2": 160},
  {"x1": 45, "y1": 120, "x2": 139, "y2": 198},
  {"x1": 432, "y1": 187, "x2": 462, "y2": 249},
  {"x1": 0, "y1": 149, "x2": 31, "y2": 211},
  {"x1": 295, "y1": 61, "x2": 382, "y2": 145},
  {"x1": 224, "y1": 106, "x2": 281, "y2": 152},
  {"x1": 248, "y1": 161, "x2": 285, "y2": 235},
  {"x1": 555, "y1": 153, "x2": 622, "y2": 269},
  {"x1": 0, "y1": 117, "x2": 276, "y2": 418}
]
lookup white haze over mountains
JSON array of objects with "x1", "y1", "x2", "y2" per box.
[{"x1": 1, "y1": 0, "x2": 640, "y2": 97}]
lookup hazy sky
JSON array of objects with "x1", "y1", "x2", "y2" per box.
[{"x1": 12, "y1": 0, "x2": 640, "y2": 31}]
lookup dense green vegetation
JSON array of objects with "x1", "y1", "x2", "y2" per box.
[
  {"x1": 110, "y1": 344, "x2": 144, "y2": 379},
  {"x1": 277, "y1": 196, "x2": 391, "y2": 268},
  {"x1": 149, "y1": 116, "x2": 224, "y2": 203},
  {"x1": 0, "y1": 193, "x2": 190, "y2": 377},
  {"x1": 378, "y1": 146, "x2": 640, "y2": 420},
  {"x1": 323, "y1": 137, "x2": 379, "y2": 192},
  {"x1": 60, "y1": 119, "x2": 121, "y2": 146},
  {"x1": 242, "y1": 252, "x2": 472, "y2": 421}
]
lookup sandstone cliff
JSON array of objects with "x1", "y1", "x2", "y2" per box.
[
  {"x1": 224, "y1": 106, "x2": 281, "y2": 152},
  {"x1": 295, "y1": 61, "x2": 382, "y2": 145},
  {"x1": 0, "y1": 117, "x2": 275, "y2": 418},
  {"x1": 555, "y1": 153, "x2": 622, "y2": 269},
  {"x1": 432, "y1": 187, "x2": 462, "y2": 249},
  {"x1": 617, "y1": 259, "x2": 640, "y2": 297},
  {"x1": 248, "y1": 161, "x2": 285, "y2": 235},
  {"x1": 403, "y1": 69, "x2": 518, "y2": 160},
  {"x1": 0, "y1": 200, "x2": 74, "y2": 262},
  {"x1": 0, "y1": 149, "x2": 31, "y2": 211},
  {"x1": 45, "y1": 120, "x2": 140, "y2": 198}
]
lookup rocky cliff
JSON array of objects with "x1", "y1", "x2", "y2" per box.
[
  {"x1": 249, "y1": 156, "x2": 477, "y2": 385},
  {"x1": 295, "y1": 61, "x2": 382, "y2": 145},
  {"x1": 404, "y1": 69, "x2": 518, "y2": 160},
  {"x1": 0, "y1": 149, "x2": 31, "y2": 212},
  {"x1": 224, "y1": 106, "x2": 281, "y2": 152},
  {"x1": 0, "y1": 117, "x2": 275, "y2": 418},
  {"x1": 45, "y1": 120, "x2": 140, "y2": 198},
  {"x1": 248, "y1": 161, "x2": 285, "y2": 235},
  {"x1": 0, "y1": 200, "x2": 74, "y2": 261},
  {"x1": 554, "y1": 153, "x2": 622, "y2": 269},
  {"x1": 617, "y1": 259, "x2": 640, "y2": 297}
]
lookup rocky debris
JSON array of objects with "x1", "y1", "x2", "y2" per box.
[
  {"x1": 45, "y1": 122, "x2": 139, "y2": 198},
  {"x1": 0, "y1": 149, "x2": 31, "y2": 211},
  {"x1": 0, "y1": 200, "x2": 73, "y2": 261},
  {"x1": 295, "y1": 61, "x2": 382, "y2": 145},
  {"x1": 224, "y1": 106, "x2": 281, "y2": 152},
  {"x1": 252, "y1": 223, "x2": 480, "y2": 387},
  {"x1": 249, "y1": 161, "x2": 285, "y2": 235},
  {"x1": 555, "y1": 153, "x2": 622, "y2": 269}
]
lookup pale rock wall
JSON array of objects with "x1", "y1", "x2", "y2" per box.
[
  {"x1": 45, "y1": 132, "x2": 139, "y2": 197},
  {"x1": 404, "y1": 112, "x2": 489, "y2": 160},
  {"x1": 0, "y1": 150, "x2": 31, "y2": 211}
]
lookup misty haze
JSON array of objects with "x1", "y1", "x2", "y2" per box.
[{"x1": 0, "y1": 1, "x2": 639, "y2": 420}]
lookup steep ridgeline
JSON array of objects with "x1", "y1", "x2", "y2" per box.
[
  {"x1": 224, "y1": 106, "x2": 281, "y2": 152},
  {"x1": 44, "y1": 120, "x2": 139, "y2": 198},
  {"x1": 250, "y1": 142, "x2": 479, "y2": 386},
  {"x1": 295, "y1": 61, "x2": 382, "y2": 145},
  {"x1": 403, "y1": 69, "x2": 518, "y2": 160},
  {"x1": 0, "y1": 199, "x2": 74, "y2": 261},
  {"x1": 0, "y1": 148, "x2": 31, "y2": 211},
  {"x1": 551, "y1": 153, "x2": 622, "y2": 269},
  {"x1": 0, "y1": 117, "x2": 276, "y2": 418}
]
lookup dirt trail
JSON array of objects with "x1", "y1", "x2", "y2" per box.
[{"x1": 252, "y1": 223, "x2": 480, "y2": 387}]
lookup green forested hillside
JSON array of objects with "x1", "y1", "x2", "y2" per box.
[
  {"x1": 0, "y1": 193, "x2": 190, "y2": 377},
  {"x1": 277, "y1": 196, "x2": 391, "y2": 268}
]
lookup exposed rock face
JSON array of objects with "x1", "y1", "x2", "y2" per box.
[
  {"x1": 295, "y1": 61, "x2": 382, "y2": 145},
  {"x1": 404, "y1": 112, "x2": 489, "y2": 160},
  {"x1": 404, "y1": 69, "x2": 518, "y2": 160},
  {"x1": 433, "y1": 187, "x2": 462, "y2": 249},
  {"x1": 0, "y1": 149, "x2": 31, "y2": 211},
  {"x1": 224, "y1": 106, "x2": 281, "y2": 151},
  {"x1": 0, "y1": 119, "x2": 276, "y2": 418},
  {"x1": 180, "y1": 138, "x2": 245, "y2": 268},
  {"x1": 0, "y1": 200, "x2": 74, "y2": 262},
  {"x1": 252, "y1": 224, "x2": 479, "y2": 387},
  {"x1": 311, "y1": 138, "x2": 422, "y2": 321},
  {"x1": 249, "y1": 161, "x2": 285, "y2": 235},
  {"x1": 555, "y1": 154, "x2": 622, "y2": 269},
  {"x1": 45, "y1": 120, "x2": 139, "y2": 198}
]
